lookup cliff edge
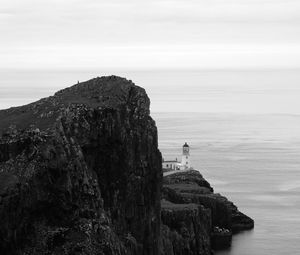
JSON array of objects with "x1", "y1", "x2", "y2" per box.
[
  {"x1": 0, "y1": 76, "x2": 162, "y2": 254},
  {"x1": 0, "y1": 76, "x2": 253, "y2": 255}
]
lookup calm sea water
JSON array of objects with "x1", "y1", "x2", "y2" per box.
[
  {"x1": 153, "y1": 112, "x2": 300, "y2": 255},
  {"x1": 1, "y1": 69, "x2": 300, "y2": 254}
]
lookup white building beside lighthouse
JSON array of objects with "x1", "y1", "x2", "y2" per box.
[{"x1": 162, "y1": 142, "x2": 192, "y2": 171}]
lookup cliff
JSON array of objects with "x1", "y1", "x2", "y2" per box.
[
  {"x1": 0, "y1": 76, "x2": 253, "y2": 255},
  {"x1": 161, "y1": 170, "x2": 254, "y2": 253},
  {"x1": 0, "y1": 76, "x2": 162, "y2": 254}
]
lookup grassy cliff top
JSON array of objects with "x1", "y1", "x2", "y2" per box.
[{"x1": 0, "y1": 76, "x2": 149, "y2": 136}]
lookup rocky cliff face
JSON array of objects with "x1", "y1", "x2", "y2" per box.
[
  {"x1": 161, "y1": 170, "x2": 254, "y2": 253},
  {"x1": 0, "y1": 76, "x2": 254, "y2": 255},
  {"x1": 160, "y1": 200, "x2": 212, "y2": 255},
  {"x1": 0, "y1": 76, "x2": 162, "y2": 255}
]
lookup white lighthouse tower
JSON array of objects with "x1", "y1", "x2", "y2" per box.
[{"x1": 181, "y1": 142, "x2": 191, "y2": 169}]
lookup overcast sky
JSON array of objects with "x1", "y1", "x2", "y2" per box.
[
  {"x1": 1, "y1": 0, "x2": 300, "y2": 70},
  {"x1": 1, "y1": 0, "x2": 300, "y2": 113}
]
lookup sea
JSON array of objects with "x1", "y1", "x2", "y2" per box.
[
  {"x1": 1, "y1": 69, "x2": 300, "y2": 254},
  {"x1": 153, "y1": 112, "x2": 300, "y2": 255}
]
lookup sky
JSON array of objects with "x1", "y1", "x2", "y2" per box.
[
  {"x1": 0, "y1": 0, "x2": 300, "y2": 70},
  {"x1": 0, "y1": 0, "x2": 300, "y2": 113}
]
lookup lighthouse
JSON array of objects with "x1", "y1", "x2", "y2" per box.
[
  {"x1": 162, "y1": 142, "x2": 192, "y2": 172},
  {"x1": 181, "y1": 142, "x2": 191, "y2": 169}
]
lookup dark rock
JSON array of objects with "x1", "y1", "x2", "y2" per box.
[
  {"x1": 231, "y1": 211, "x2": 254, "y2": 233},
  {"x1": 0, "y1": 76, "x2": 162, "y2": 255},
  {"x1": 160, "y1": 200, "x2": 211, "y2": 255},
  {"x1": 161, "y1": 170, "x2": 254, "y2": 253},
  {"x1": 0, "y1": 76, "x2": 254, "y2": 255},
  {"x1": 163, "y1": 170, "x2": 213, "y2": 192},
  {"x1": 211, "y1": 226, "x2": 232, "y2": 249}
]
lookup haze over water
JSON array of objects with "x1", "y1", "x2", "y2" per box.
[
  {"x1": 1, "y1": 69, "x2": 300, "y2": 254},
  {"x1": 1, "y1": 69, "x2": 300, "y2": 114}
]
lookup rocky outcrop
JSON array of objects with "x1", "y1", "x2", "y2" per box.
[
  {"x1": 161, "y1": 170, "x2": 254, "y2": 252},
  {"x1": 0, "y1": 76, "x2": 162, "y2": 255},
  {"x1": 0, "y1": 75, "x2": 254, "y2": 255},
  {"x1": 160, "y1": 200, "x2": 211, "y2": 255}
]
